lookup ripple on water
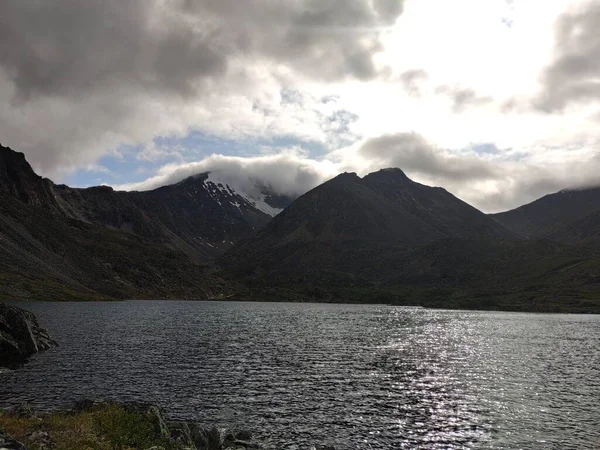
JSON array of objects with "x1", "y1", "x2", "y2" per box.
[{"x1": 1, "y1": 301, "x2": 599, "y2": 449}]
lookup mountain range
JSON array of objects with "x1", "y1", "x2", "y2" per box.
[
  {"x1": 1, "y1": 144, "x2": 600, "y2": 312},
  {"x1": 0, "y1": 144, "x2": 290, "y2": 300}
]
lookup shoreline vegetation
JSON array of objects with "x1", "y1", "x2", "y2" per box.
[{"x1": 0, "y1": 400, "x2": 337, "y2": 450}]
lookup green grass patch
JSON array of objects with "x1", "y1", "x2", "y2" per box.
[{"x1": 0, "y1": 403, "x2": 176, "y2": 450}]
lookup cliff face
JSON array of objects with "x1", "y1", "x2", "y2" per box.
[{"x1": 0, "y1": 303, "x2": 57, "y2": 363}]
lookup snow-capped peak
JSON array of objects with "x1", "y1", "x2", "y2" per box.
[{"x1": 203, "y1": 172, "x2": 284, "y2": 217}]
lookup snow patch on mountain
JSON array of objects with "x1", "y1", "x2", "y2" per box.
[{"x1": 203, "y1": 172, "x2": 283, "y2": 217}]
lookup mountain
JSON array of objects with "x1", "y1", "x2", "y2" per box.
[
  {"x1": 4, "y1": 143, "x2": 600, "y2": 312},
  {"x1": 491, "y1": 187, "x2": 600, "y2": 241},
  {"x1": 362, "y1": 169, "x2": 513, "y2": 240},
  {"x1": 218, "y1": 169, "x2": 600, "y2": 312},
  {"x1": 0, "y1": 144, "x2": 293, "y2": 300},
  {"x1": 1, "y1": 144, "x2": 293, "y2": 262},
  {"x1": 218, "y1": 170, "x2": 558, "y2": 303},
  {"x1": 545, "y1": 209, "x2": 600, "y2": 244}
]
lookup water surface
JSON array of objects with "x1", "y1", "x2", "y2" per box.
[{"x1": 1, "y1": 301, "x2": 599, "y2": 449}]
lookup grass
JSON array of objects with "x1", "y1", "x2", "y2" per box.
[{"x1": 0, "y1": 403, "x2": 177, "y2": 450}]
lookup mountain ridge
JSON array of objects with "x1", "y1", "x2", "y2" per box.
[
  {"x1": 3, "y1": 144, "x2": 600, "y2": 312},
  {"x1": 1, "y1": 144, "x2": 293, "y2": 261},
  {"x1": 491, "y1": 186, "x2": 600, "y2": 249},
  {"x1": 218, "y1": 170, "x2": 600, "y2": 313}
]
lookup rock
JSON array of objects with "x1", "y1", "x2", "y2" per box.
[
  {"x1": 25, "y1": 430, "x2": 52, "y2": 449},
  {"x1": 191, "y1": 425, "x2": 225, "y2": 450},
  {"x1": 0, "y1": 431, "x2": 28, "y2": 449},
  {"x1": 0, "y1": 304, "x2": 57, "y2": 363}
]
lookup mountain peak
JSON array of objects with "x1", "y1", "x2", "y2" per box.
[
  {"x1": 363, "y1": 167, "x2": 410, "y2": 183},
  {"x1": 332, "y1": 171, "x2": 360, "y2": 181},
  {"x1": 1, "y1": 144, "x2": 37, "y2": 177},
  {"x1": 0, "y1": 144, "x2": 52, "y2": 206}
]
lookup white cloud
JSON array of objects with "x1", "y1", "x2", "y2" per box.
[
  {"x1": 114, "y1": 149, "x2": 339, "y2": 198},
  {"x1": 113, "y1": 132, "x2": 600, "y2": 213},
  {"x1": 2, "y1": 0, "x2": 600, "y2": 214}
]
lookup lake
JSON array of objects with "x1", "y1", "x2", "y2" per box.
[{"x1": 1, "y1": 301, "x2": 599, "y2": 449}]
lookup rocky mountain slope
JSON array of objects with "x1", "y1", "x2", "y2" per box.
[
  {"x1": 491, "y1": 187, "x2": 600, "y2": 242},
  {"x1": 1, "y1": 145, "x2": 292, "y2": 262},
  {"x1": 0, "y1": 145, "x2": 246, "y2": 300}
]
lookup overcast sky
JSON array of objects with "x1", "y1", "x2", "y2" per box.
[{"x1": 2, "y1": 0, "x2": 600, "y2": 212}]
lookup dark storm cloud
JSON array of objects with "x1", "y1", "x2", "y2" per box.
[
  {"x1": 0, "y1": 0, "x2": 405, "y2": 97},
  {"x1": 0, "y1": 0, "x2": 405, "y2": 176},
  {"x1": 537, "y1": 1, "x2": 600, "y2": 111},
  {"x1": 0, "y1": 1, "x2": 227, "y2": 100}
]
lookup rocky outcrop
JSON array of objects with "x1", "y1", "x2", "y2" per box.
[{"x1": 0, "y1": 303, "x2": 57, "y2": 363}]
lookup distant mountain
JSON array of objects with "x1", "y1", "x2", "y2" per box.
[
  {"x1": 363, "y1": 169, "x2": 513, "y2": 240},
  {"x1": 492, "y1": 187, "x2": 600, "y2": 241},
  {"x1": 4, "y1": 143, "x2": 600, "y2": 312},
  {"x1": 219, "y1": 170, "x2": 566, "y2": 304}
]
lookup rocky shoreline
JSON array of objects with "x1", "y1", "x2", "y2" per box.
[
  {"x1": 0, "y1": 400, "x2": 336, "y2": 450},
  {"x1": 0, "y1": 303, "x2": 58, "y2": 363}
]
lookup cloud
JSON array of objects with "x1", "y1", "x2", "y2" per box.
[
  {"x1": 113, "y1": 131, "x2": 600, "y2": 214},
  {"x1": 353, "y1": 132, "x2": 600, "y2": 212},
  {"x1": 536, "y1": 1, "x2": 600, "y2": 111},
  {"x1": 434, "y1": 86, "x2": 493, "y2": 113},
  {"x1": 359, "y1": 133, "x2": 497, "y2": 182},
  {"x1": 114, "y1": 149, "x2": 338, "y2": 198},
  {"x1": 398, "y1": 69, "x2": 429, "y2": 96},
  {"x1": 0, "y1": 0, "x2": 404, "y2": 177}
]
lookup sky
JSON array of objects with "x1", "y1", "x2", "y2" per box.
[{"x1": 2, "y1": 0, "x2": 600, "y2": 213}]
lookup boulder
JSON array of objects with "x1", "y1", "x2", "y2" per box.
[
  {"x1": 0, "y1": 303, "x2": 57, "y2": 363},
  {"x1": 25, "y1": 431, "x2": 52, "y2": 449}
]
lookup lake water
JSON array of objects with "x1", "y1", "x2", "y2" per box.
[{"x1": 1, "y1": 301, "x2": 599, "y2": 449}]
